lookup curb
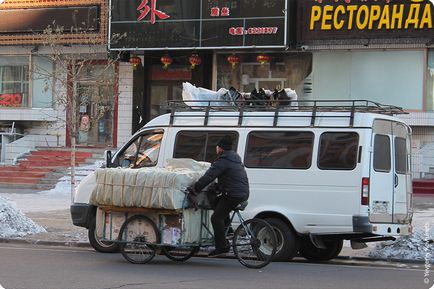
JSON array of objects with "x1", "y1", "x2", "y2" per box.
[
  {"x1": 0, "y1": 237, "x2": 91, "y2": 248},
  {"x1": 0, "y1": 237, "x2": 426, "y2": 264},
  {"x1": 335, "y1": 255, "x2": 426, "y2": 264}
]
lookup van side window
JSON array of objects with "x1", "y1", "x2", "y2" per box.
[
  {"x1": 117, "y1": 132, "x2": 163, "y2": 168},
  {"x1": 245, "y1": 131, "x2": 313, "y2": 169},
  {"x1": 395, "y1": 137, "x2": 407, "y2": 174},
  {"x1": 318, "y1": 132, "x2": 359, "y2": 170},
  {"x1": 373, "y1": 134, "x2": 391, "y2": 172},
  {"x1": 174, "y1": 131, "x2": 238, "y2": 162}
]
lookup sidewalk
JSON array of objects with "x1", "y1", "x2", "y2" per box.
[{"x1": 0, "y1": 186, "x2": 433, "y2": 263}]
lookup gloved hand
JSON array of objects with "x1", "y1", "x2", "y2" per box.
[
  {"x1": 187, "y1": 193, "x2": 198, "y2": 210},
  {"x1": 187, "y1": 185, "x2": 197, "y2": 196},
  {"x1": 187, "y1": 185, "x2": 199, "y2": 210}
]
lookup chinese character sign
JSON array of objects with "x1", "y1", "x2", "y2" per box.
[
  {"x1": 210, "y1": 6, "x2": 230, "y2": 17},
  {"x1": 137, "y1": 0, "x2": 170, "y2": 24}
]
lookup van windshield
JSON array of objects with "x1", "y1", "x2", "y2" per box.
[{"x1": 117, "y1": 131, "x2": 163, "y2": 168}]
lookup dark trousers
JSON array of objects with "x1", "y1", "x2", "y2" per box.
[{"x1": 211, "y1": 196, "x2": 245, "y2": 250}]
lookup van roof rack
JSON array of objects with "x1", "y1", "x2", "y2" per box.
[{"x1": 163, "y1": 99, "x2": 407, "y2": 127}]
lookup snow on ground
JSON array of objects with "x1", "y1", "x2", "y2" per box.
[
  {"x1": 0, "y1": 196, "x2": 46, "y2": 238},
  {"x1": 369, "y1": 225, "x2": 434, "y2": 261},
  {"x1": 0, "y1": 161, "x2": 102, "y2": 237}
]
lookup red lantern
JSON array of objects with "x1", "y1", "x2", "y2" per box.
[
  {"x1": 188, "y1": 53, "x2": 201, "y2": 69},
  {"x1": 129, "y1": 55, "x2": 141, "y2": 70},
  {"x1": 256, "y1": 54, "x2": 271, "y2": 65},
  {"x1": 227, "y1": 54, "x2": 240, "y2": 69},
  {"x1": 160, "y1": 54, "x2": 173, "y2": 69}
]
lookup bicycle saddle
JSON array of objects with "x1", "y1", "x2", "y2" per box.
[{"x1": 234, "y1": 201, "x2": 248, "y2": 211}]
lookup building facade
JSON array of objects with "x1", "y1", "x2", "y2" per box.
[
  {"x1": 0, "y1": 0, "x2": 129, "y2": 164},
  {"x1": 1, "y1": 0, "x2": 434, "y2": 179},
  {"x1": 109, "y1": 0, "x2": 434, "y2": 178}
]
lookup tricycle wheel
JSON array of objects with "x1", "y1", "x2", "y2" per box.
[
  {"x1": 119, "y1": 215, "x2": 160, "y2": 264},
  {"x1": 162, "y1": 245, "x2": 199, "y2": 262},
  {"x1": 233, "y1": 218, "x2": 277, "y2": 269},
  {"x1": 88, "y1": 216, "x2": 120, "y2": 253}
]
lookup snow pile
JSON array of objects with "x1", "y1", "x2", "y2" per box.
[
  {"x1": 0, "y1": 196, "x2": 46, "y2": 238},
  {"x1": 369, "y1": 227, "x2": 434, "y2": 261},
  {"x1": 0, "y1": 160, "x2": 103, "y2": 237}
]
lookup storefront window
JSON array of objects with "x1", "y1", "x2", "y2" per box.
[
  {"x1": 0, "y1": 55, "x2": 54, "y2": 109},
  {"x1": 76, "y1": 63, "x2": 115, "y2": 146},
  {"x1": 427, "y1": 49, "x2": 434, "y2": 111},
  {"x1": 216, "y1": 52, "x2": 312, "y2": 98},
  {"x1": 0, "y1": 56, "x2": 29, "y2": 108},
  {"x1": 32, "y1": 56, "x2": 54, "y2": 108}
]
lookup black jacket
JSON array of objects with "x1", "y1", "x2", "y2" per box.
[{"x1": 194, "y1": 150, "x2": 249, "y2": 199}]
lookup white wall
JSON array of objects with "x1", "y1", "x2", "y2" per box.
[
  {"x1": 312, "y1": 50, "x2": 424, "y2": 110},
  {"x1": 116, "y1": 62, "x2": 133, "y2": 148}
]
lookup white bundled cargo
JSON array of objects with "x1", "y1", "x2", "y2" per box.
[{"x1": 90, "y1": 158, "x2": 210, "y2": 210}]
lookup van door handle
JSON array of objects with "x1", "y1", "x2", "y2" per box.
[{"x1": 394, "y1": 174, "x2": 398, "y2": 188}]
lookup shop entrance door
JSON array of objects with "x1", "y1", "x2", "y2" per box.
[
  {"x1": 75, "y1": 63, "x2": 116, "y2": 147},
  {"x1": 148, "y1": 65, "x2": 192, "y2": 120},
  {"x1": 150, "y1": 82, "x2": 183, "y2": 120}
]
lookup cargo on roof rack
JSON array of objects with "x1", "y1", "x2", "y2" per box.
[{"x1": 163, "y1": 99, "x2": 407, "y2": 128}]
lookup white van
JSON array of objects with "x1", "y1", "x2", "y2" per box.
[{"x1": 71, "y1": 100, "x2": 413, "y2": 261}]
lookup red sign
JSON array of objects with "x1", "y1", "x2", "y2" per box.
[
  {"x1": 137, "y1": 0, "x2": 170, "y2": 24},
  {"x1": 151, "y1": 67, "x2": 191, "y2": 81},
  {"x1": 0, "y1": 93, "x2": 23, "y2": 107}
]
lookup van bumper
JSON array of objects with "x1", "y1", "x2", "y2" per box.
[
  {"x1": 353, "y1": 216, "x2": 412, "y2": 236},
  {"x1": 70, "y1": 203, "x2": 93, "y2": 228}
]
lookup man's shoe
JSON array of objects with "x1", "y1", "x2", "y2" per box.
[{"x1": 208, "y1": 247, "x2": 230, "y2": 257}]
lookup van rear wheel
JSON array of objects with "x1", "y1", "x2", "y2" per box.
[
  {"x1": 265, "y1": 218, "x2": 299, "y2": 261},
  {"x1": 88, "y1": 216, "x2": 120, "y2": 253},
  {"x1": 299, "y1": 239, "x2": 343, "y2": 261}
]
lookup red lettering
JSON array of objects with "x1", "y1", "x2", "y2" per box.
[
  {"x1": 221, "y1": 7, "x2": 230, "y2": 16},
  {"x1": 0, "y1": 93, "x2": 23, "y2": 107},
  {"x1": 137, "y1": 0, "x2": 170, "y2": 24},
  {"x1": 210, "y1": 7, "x2": 219, "y2": 17},
  {"x1": 229, "y1": 27, "x2": 244, "y2": 35}
]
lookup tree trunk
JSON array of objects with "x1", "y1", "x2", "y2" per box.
[{"x1": 70, "y1": 62, "x2": 77, "y2": 203}]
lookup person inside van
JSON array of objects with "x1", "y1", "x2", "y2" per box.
[{"x1": 188, "y1": 135, "x2": 250, "y2": 257}]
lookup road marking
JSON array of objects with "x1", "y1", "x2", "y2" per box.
[{"x1": 0, "y1": 284, "x2": 5, "y2": 289}]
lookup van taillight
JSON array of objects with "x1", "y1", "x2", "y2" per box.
[{"x1": 361, "y1": 178, "x2": 369, "y2": 205}]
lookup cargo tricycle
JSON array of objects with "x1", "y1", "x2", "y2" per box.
[{"x1": 97, "y1": 193, "x2": 277, "y2": 269}]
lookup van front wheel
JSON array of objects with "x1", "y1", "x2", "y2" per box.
[
  {"x1": 265, "y1": 218, "x2": 299, "y2": 261},
  {"x1": 299, "y1": 239, "x2": 343, "y2": 261},
  {"x1": 88, "y1": 216, "x2": 120, "y2": 253}
]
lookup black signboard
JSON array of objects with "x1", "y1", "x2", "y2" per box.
[
  {"x1": 297, "y1": 0, "x2": 434, "y2": 45},
  {"x1": 110, "y1": 0, "x2": 287, "y2": 50},
  {"x1": 0, "y1": 6, "x2": 99, "y2": 34}
]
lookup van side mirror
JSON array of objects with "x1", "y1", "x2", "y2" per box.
[{"x1": 104, "y1": 150, "x2": 112, "y2": 168}]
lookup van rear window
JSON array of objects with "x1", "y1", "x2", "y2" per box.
[
  {"x1": 318, "y1": 132, "x2": 359, "y2": 170},
  {"x1": 373, "y1": 134, "x2": 391, "y2": 172},
  {"x1": 245, "y1": 131, "x2": 313, "y2": 169},
  {"x1": 174, "y1": 131, "x2": 238, "y2": 163},
  {"x1": 395, "y1": 137, "x2": 407, "y2": 174}
]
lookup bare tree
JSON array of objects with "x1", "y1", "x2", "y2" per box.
[{"x1": 33, "y1": 23, "x2": 125, "y2": 200}]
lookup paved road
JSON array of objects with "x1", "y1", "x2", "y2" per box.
[{"x1": 0, "y1": 243, "x2": 430, "y2": 289}]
